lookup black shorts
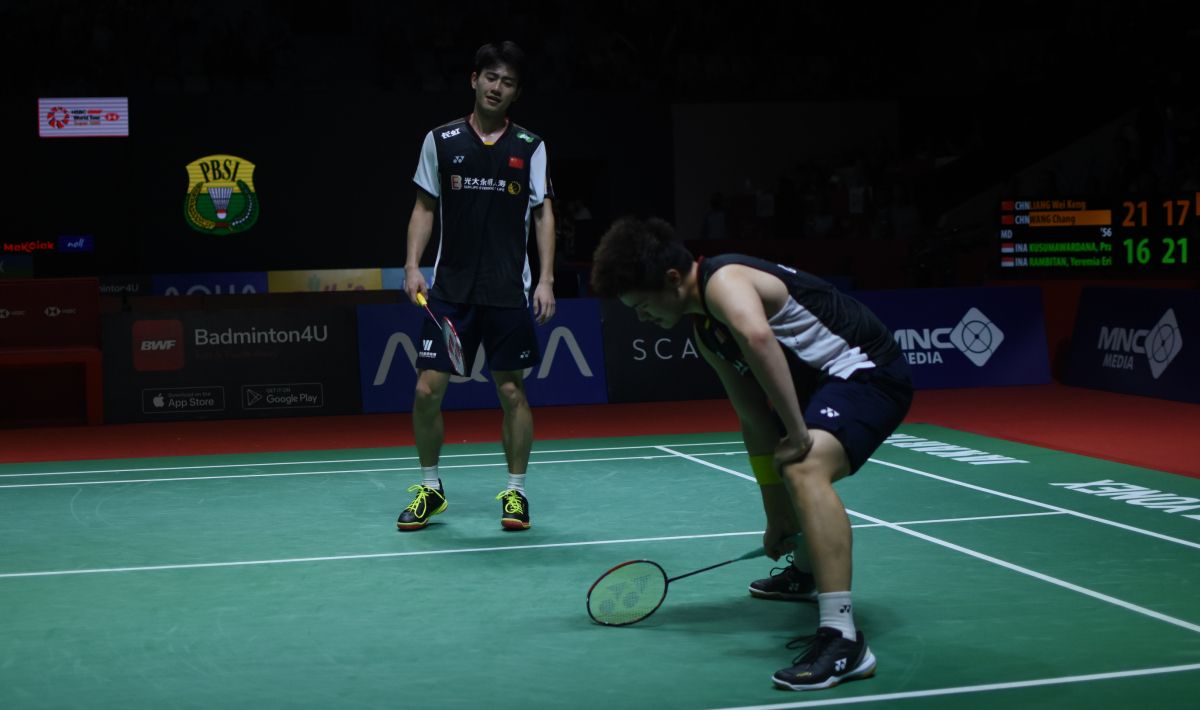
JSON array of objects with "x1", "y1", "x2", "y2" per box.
[
  {"x1": 418, "y1": 296, "x2": 541, "y2": 374},
  {"x1": 803, "y1": 356, "x2": 913, "y2": 474}
]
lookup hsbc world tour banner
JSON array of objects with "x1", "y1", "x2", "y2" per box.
[
  {"x1": 855, "y1": 287, "x2": 1051, "y2": 389},
  {"x1": 358, "y1": 298, "x2": 608, "y2": 412},
  {"x1": 1064, "y1": 287, "x2": 1198, "y2": 403}
]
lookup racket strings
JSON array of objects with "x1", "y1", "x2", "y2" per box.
[{"x1": 588, "y1": 561, "x2": 667, "y2": 626}]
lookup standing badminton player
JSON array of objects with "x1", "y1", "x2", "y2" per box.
[
  {"x1": 399, "y1": 41, "x2": 556, "y2": 532},
  {"x1": 589, "y1": 217, "x2": 912, "y2": 691}
]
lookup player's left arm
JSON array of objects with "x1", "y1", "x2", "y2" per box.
[
  {"x1": 531, "y1": 199, "x2": 556, "y2": 324},
  {"x1": 530, "y1": 142, "x2": 555, "y2": 324},
  {"x1": 704, "y1": 267, "x2": 813, "y2": 464}
]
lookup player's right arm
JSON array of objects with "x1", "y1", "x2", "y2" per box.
[
  {"x1": 405, "y1": 130, "x2": 440, "y2": 304},
  {"x1": 404, "y1": 191, "x2": 436, "y2": 303},
  {"x1": 697, "y1": 332, "x2": 799, "y2": 559}
]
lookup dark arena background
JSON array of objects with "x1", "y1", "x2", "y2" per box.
[{"x1": 2, "y1": 2, "x2": 1199, "y2": 708}]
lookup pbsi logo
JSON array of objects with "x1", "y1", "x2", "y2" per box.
[
  {"x1": 132, "y1": 319, "x2": 185, "y2": 371},
  {"x1": 184, "y1": 155, "x2": 259, "y2": 235}
]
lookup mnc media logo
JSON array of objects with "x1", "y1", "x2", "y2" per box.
[
  {"x1": 894, "y1": 307, "x2": 1005, "y2": 367},
  {"x1": 184, "y1": 155, "x2": 259, "y2": 235},
  {"x1": 1096, "y1": 308, "x2": 1182, "y2": 380}
]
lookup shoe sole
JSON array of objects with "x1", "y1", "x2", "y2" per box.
[
  {"x1": 748, "y1": 586, "x2": 818, "y2": 602},
  {"x1": 771, "y1": 648, "x2": 876, "y2": 691},
  {"x1": 500, "y1": 518, "x2": 531, "y2": 530},
  {"x1": 396, "y1": 501, "x2": 448, "y2": 531}
]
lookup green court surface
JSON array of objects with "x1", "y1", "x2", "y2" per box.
[{"x1": 2, "y1": 424, "x2": 1198, "y2": 709}]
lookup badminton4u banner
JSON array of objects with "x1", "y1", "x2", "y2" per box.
[
  {"x1": 1065, "y1": 287, "x2": 1199, "y2": 403},
  {"x1": 38, "y1": 97, "x2": 129, "y2": 138},
  {"x1": 854, "y1": 286, "x2": 1051, "y2": 389}
]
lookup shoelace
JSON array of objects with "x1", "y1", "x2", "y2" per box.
[
  {"x1": 404, "y1": 484, "x2": 437, "y2": 515},
  {"x1": 784, "y1": 629, "x2": 839, "y2": 665},
  {"x1": 768, "y1": 552, "x2": 797, "y2": 578},
  {"x1": 495, "y1": 489, "x2": 525, "y2": 514}
]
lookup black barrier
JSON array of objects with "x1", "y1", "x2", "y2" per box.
[
  {"x1": 598, "y1": 300, "x2": 725, "y2": 403},
  {"x1": 1065, "y1": 287, "x2": 1199, "y2": 403},
  {"x1": 102, "y1": 306, "x2": 362, "y2": 422}
]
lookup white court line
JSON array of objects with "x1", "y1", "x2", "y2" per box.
[
  {"x1": 0, "y1": 530, "x2": 763, "y2": 579},
  {"x1": 0, "y1": 511, "x2": 1076, "y2": 580},
  {"x1": 0, "y1": 441, "x2": 742, "y2": 479},
  {"x1": 657, "y1": 445, "x2": 755, "y2": 481},
  {"x1": 848, "y1": 507, "x2": 1200, "y2": 633},
  {"x1": 868, "y1": 457, "x2": 1200, "y2": 552},
  {"x1": 708, "y1": 663, "x2": 1200, "y2": 710},
  {"x1": 655, "y1": 450, "x2": 1200, "y2": 635},
  {"x1": 0, "y1": 451, "x2": 745, "y2": 490}
]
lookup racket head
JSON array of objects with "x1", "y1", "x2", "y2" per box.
[
  {"x1": 586, "y1": 560, "x2": 668, "y2": 627},
  {"x1": 441, "y1": 317, "x2": 466, "y2": 376}
]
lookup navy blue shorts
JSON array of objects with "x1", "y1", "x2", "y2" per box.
[
  {"x1": 803, "y1": 356, "x2": 913, "y2": 474},
  {"x1": 418, "y1": 296, "x2": 541, "y2": 375}
]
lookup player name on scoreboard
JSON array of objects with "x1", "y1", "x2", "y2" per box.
[
  {"x1": 999, "y1": 199, "x2": 1116, "y2": 269},
  {"x1": 996, "y1": 194, "x2": 1195, "y2": 275}
]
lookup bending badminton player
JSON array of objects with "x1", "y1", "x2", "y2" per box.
[{"x1": 590, "y1": 217, "x2": 912, "y2": 691}]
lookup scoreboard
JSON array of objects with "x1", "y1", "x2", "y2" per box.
[{"x1": 996, "y1": 195, "x2": 1196, "y2": 277}]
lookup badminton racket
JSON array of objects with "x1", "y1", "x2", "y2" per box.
[
  {"x1": 586, "y1": 543, "x2": 781, "y2": 627},
  {"x1": 415, "y1": 292, "x2": 466, "y2": 376}
]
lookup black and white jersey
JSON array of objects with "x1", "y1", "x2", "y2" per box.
[
  {"x1": 413, "y1": 117, "x2": 552, "y2": 307},
  {"x1": 693, "y1": 254, "x2": 901, "y2": 384}
]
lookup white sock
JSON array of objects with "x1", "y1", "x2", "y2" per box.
[
  {"x1": 507, "y1": 473, "x2": 525, "y2": 494},
  {"x1": 421, "y1": 466, "x2": 440, "y2": 489},
  {"x1": 817, "y1": 591, "x2": 857, "y2": 641}
]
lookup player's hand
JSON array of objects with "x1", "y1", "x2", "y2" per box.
[
  {"x1": 773, "y1": 434, "x2": 813, "y2": 472},
  {"x1": 533, "y1": 281, "x2": 556, "y2": 325},
  {"x1": 404, "y1": 266, "x2": 428, "y2": 305},
  {"x1": 763, "y1": 519, "x2": 798, "y2": 561}
]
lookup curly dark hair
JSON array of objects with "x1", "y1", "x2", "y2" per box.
[{"x1": 590, "y1": 216, "x2": 694, "y2": 297}]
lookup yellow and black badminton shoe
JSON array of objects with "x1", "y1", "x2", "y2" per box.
[
  {"x1": 749, "y1": 555, "x2": 818, "y2": 601},
  {"x1": 773, "y1": 627, "x2": 876, "y2": 691},
  {"x1": 396, "y1": 481, "x2": 447, "y2": 531},
  {"x1": 496, "y1": 488, "x2": 530, "y2": 531}
]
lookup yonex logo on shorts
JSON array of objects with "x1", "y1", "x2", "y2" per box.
[
  {"x1": 821, "y1": 407, "x2": 840, "y2": 418},
  {"x1": 132, "y1": 319, "x2": 185, "y2": 372}
]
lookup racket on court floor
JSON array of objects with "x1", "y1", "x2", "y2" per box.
[
  {"x1": 416, "y1": 292, "x2": 466, "y2": 376},
  {"x1": 586, "y1": 544, "x2": 779, "y2": 626}
]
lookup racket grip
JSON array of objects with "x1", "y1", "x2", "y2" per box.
[{"x1": 416, "y1": 292, "x2": 428, "y2": 307}]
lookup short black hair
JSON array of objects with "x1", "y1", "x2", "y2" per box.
[
  {"x1": 590, "y1": 217, "x2": 694, "y2": 297},
  {"x1": 474, "y1": 41, "x2": 525, "y2": 85}
]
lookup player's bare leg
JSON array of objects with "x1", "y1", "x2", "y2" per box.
[
  {"x1": 397, "y1": 369, "x2": 452, "y2": 531},
  {"x1": 492, "y1": 370, "x2": 532, "y2": 529}
]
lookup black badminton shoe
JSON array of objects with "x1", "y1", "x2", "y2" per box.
[
  {"x1": 772, "y1": 627, "x2": 876, "y2": 691},
  {"x1": 396, "y1": 481, "x2": 447, "y2": 531},
  {"x1": 749, "y1": 555, "x2": 818, "y2": 601},
  {"x1": 496, "y1": 488, "x2": 530, "y2": 530}
]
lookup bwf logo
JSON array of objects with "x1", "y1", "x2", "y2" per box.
[
  {"x1": 132, "y1": 319, "x2": 185, "y2": 371},
  {"x1": 1096, "y1": 309, "x2": 1182, "y2": 380},
  {"x1": 894, "y1": 307, "x2": 1005, "y2": 368}
]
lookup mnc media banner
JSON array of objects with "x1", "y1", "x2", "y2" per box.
[
  {"x1": 1064, "y1": 287, "x2": 1199, "y2": 403},
  {"x1": 103, "y1": 306, "x2": 361, "y2": 422},
  {"x1": 358, "y1": 298, "x2": 608, "y2": 412},
  {"x1": 598, "y1": 299, "x2": 726, "y2": 403},
  {"x1": 854, "y1": 287, "x2": 1051, "y2": 389}
]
